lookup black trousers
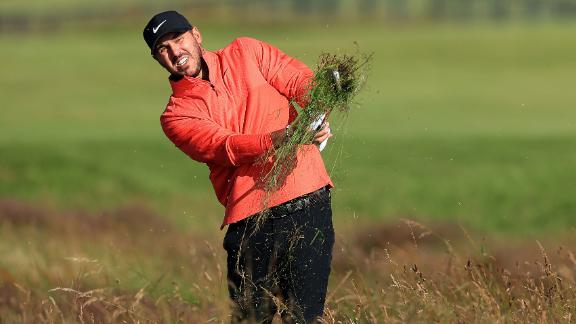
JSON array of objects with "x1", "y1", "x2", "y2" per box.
[{"x1": 223, "y1": 188, "x2": 334, "y2": 323}]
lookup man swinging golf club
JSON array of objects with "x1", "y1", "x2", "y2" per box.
[{"x1": 143, "y1": 11, "x2": 334, "y2": 322}]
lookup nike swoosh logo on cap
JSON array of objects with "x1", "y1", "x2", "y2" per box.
[{"x1": 152, "y1": 20, "x2": 167, "y2": 34}]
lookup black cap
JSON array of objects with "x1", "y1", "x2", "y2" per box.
[{"x1": 143, "y1": 11, "x2": 192, "y2": 54}]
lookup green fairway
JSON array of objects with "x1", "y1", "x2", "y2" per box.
[{"x1": 2, "y1": 21, "x2": 576, "y2": 233}]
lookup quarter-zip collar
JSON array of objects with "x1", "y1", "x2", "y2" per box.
[{"x1": 169, "y1": 50, "x2": 220, "y2": 97}]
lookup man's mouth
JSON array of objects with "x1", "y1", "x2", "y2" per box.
[{"x1": 175, "y1": 55, "x2": 189, "y2": 67}]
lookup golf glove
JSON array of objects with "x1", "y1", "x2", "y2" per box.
[{"x1": 310, "y1": 113, "x2": 329, "y2": 152}]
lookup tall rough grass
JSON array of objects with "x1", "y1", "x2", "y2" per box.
[
  {"x1": 324, "y1": 220, "x2": 576, "y2": 322},
  {"x1": 0, "y1": 200, "x2": 575, "y2": 322}
]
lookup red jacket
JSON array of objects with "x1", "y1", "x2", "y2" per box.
[{"x1": 160, "y1": 37, "x2": 333, "y2": 226}]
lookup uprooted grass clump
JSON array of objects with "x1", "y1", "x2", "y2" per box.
[{"x1": 257, "y1": 51, "x2": 372, "y2": 211}]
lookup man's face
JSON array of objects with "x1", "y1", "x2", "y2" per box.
[{"x1": 154, "y1": 28, "x2": 203, "y2": 78}]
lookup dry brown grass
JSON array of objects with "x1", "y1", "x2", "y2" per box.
[
  {"x1": 0, "y1": 200, "x2": 575, "y2": 323},
  {"x1": 324, "y1": 220, "x2": 576, "y2": 323}
]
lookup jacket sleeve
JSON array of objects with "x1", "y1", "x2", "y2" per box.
[
  {"x1": 161, "y1": 100, "x2": 273, "y2": 167},
  {"x1": 238, "y1": 37, "x2": 313, "y2": 108}
]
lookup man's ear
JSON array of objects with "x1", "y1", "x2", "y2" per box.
[{"x1": 191, "y1": 27, "x2": 202, "y2": 46}]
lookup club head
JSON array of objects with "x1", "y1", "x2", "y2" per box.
[{"x1": 331, "y1": 69, "x2": 342, "y2": 92}]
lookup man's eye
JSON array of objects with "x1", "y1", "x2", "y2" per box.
[{"x1": 157, "y1": 47, "x2": 166, "y2": 54}]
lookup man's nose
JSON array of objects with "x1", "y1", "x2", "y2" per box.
[{"x1": 167, "y1": 43, "x2": 181, "y2": 58}]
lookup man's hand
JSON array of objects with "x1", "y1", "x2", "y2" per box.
[
  {"x1": 270, "y1": 121, "x2": 333, "y2": 150},
  {"x1": 313, "y1": 121, "x2": 332, "y2": 151},
  {"x1": 310, "y1": 113, "x2": 331, "y2": 151}
]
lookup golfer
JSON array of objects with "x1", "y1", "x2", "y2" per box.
[{"x1": 143, "y1": 11, "x2": 334, "y2": 322}]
